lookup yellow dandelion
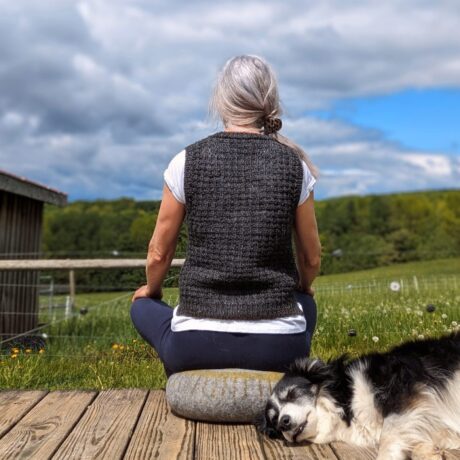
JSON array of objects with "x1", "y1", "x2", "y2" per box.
[
  {"x1": 11, "y1": 354, "x2": 18, "y2": 359},
  {"x1": 39, "y1": 349, "x2": 45, "y2": 354},
  {"x1": 132, "y1": 339, "x2": 137, "y2": 343},
  {"x1": 25, "y1": 349, "x2": 32, "y2": 353},
  {"x1": 119, "y1": 345, "x2": 125, "y2": 350},
  {"x1": 12, "y1": 347, "x2": 19, "y2": 353},
  {"x1": 112, "y1": 343, "x2": 119, "y2": 350}
]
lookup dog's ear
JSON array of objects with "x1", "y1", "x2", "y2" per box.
[
  {"x1": 253, "y1": 411, "x2": 283, "y2": 439},
  {"x1": 288, "y1": 357, "x2": 332, "y2": 385}
]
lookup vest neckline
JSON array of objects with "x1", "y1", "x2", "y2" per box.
[{"x1": 211, "y1": 130, "x2": 272, "y2": 140}]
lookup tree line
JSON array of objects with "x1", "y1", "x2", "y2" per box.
[{"x1": 42, "y1": 189, "x2": 460, "y2": 291}]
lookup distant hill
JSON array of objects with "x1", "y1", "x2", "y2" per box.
[{"x1": 42, "y1": 189, "x2": 460, "y2": 289}]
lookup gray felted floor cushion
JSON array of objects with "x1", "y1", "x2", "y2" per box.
[{"x1": 165, "y1": 368, "x2": 283, "y2": 423}]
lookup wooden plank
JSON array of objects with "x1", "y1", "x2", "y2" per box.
[
  {"x1": 0, "y1": 390, "x2": 48, "y2": 438},
  {"x1": 124, "y1": 390, "x2": 194, "y2": 460},
  {"x1": 330, "y1": 442, "x2": 377, "y2": 460},
  {"x1": 0, "y1": 390, "x2": 96, "y2": 459},
  {"x1": 195, "y1": 422, "x2": 265, "y2": 460},
  {"x1": 261, "y1": 436, "x2": 338, "y2": 459},
  {"x1": 52, "y1": 389, "x2": 147, "y2": 460}
]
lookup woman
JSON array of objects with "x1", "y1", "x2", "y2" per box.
[{"x1": 130, "y1": 55, "x2": 321, "y2": 377}]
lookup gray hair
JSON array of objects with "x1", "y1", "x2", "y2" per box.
[{"x1": 208, "y1": 54, "x2": 318, "y2": 178}]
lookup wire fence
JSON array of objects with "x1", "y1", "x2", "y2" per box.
[
  {"x1": 1, "y1": 251, "x2": 459, "y2": 381},
  {"x1": 1, "y1": 248, "x2": 458, "y2": 258},
  {"x1": 2, "y1": 274, "x2": 459, "y2": 343}
]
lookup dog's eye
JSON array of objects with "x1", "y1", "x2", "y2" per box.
[{"x1": 286, "y1": 389, "x2": 297, "y2": 401}]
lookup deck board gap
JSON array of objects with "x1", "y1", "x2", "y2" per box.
[
  {"x1": 192, "y1": 420, "x2": 197, "y2": 460},
  {"x1": 46, "y1": 391, "x2": 99, "y2": 460},
  {"x1": 255, "y1": 428, "x2": 270, "y2": 460},
  {"x1": 120, "y1": 389, "x2": 150, "y2": 459},
  {"x1": 329, "y1": 443, "x2": 344, "y2": 460}
]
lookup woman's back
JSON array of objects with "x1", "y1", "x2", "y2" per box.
[{"x1": 178, "y1": 130, "x2": 304, "y2": 321}]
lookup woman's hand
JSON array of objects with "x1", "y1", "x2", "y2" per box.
[
  {"x1": 132, "y1": 285, "x2": 163, "y2": 302},
  {"x1": 296, "y1": 281, "x2": 315, "y2": 297}
]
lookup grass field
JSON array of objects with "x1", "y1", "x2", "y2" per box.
[{"x1": 1, "y1": 257, "x2": 459, "y2": 390}]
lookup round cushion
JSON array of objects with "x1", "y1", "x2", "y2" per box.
[{"x1": 165, "y1": 368, "x2": 283, "y2": 423}]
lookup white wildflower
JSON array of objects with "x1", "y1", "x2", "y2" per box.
[{"x1": 372, "y1": 336, "x2": 379, "y2": 343}]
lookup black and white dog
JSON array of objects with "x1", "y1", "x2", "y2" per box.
[{"x1": 255, "y1": 332, "x2": 460, "y2": 460}]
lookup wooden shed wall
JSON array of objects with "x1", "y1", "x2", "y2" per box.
[{"x1": 0, "y1": 191, "x2": 43, "y2": 342}]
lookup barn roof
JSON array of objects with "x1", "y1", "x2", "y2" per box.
[{"x1": 0, "y1": 169, "x2": 67, "y2": 206}]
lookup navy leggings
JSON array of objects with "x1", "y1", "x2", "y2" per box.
[{"x1": 130, "y1": 291, "x2": 317, "y2": 376}]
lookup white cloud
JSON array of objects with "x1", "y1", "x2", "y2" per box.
[
  {"x1": 401, "y1": 154, "x2": 454, "y2": 176},
  {"x1": 0, "y1": 0, "x2": 459, "y2": 200}
]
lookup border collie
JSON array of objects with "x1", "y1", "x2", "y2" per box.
[{"x1": 255, "y1": 332, "x2": 460, "y2": 460}]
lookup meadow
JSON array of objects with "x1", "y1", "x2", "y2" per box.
[{"x1": 1, "y1": 257, "x2": 459, "y2": 390}]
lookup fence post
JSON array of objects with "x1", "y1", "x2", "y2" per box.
[{"x1": 69, "y1": 270, "x2": 76, "y2": 308}]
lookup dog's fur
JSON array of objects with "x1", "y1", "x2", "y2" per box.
[{"x1": 255, "y1": 332, "x2": 460, "y2": 460}]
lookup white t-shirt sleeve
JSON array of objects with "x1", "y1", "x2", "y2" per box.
[
  {"x1": 163, "y1": 149, "x2": 186, "y2": 204},
  {"x1": 298, "y1": 160, "x2": 316, "y2": 206}
]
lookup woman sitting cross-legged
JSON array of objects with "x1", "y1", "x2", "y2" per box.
[{"x1": 130, "y1": 54, "x2": 321, "y2": 377}]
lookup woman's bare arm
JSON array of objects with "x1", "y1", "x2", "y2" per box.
[
  {"x1": 132, "y1": 183, "x2": 185, "y2": 301},
  {"x1": 293, "y1": 190, "x2": 321, "y2": 295}
]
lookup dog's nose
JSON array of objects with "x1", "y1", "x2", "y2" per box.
[{"x1": 279, "y1": 415, "x2": 292, "y2": 430}]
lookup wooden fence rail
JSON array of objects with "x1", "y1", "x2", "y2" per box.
[{"x1": 0, "y1": 258, "x2": 185, "y2": 271}]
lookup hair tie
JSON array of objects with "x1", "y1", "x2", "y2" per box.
[{"x1": 264, "y1": 117, "x2": 282, "y2": 135}]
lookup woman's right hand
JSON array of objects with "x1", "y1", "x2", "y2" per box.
[
  {"x1": 132, "y1": 285, "x2": 163, "y2": 302},
  {"x1": 296, "y1": 281, "x2": 315, "y2": 297}
]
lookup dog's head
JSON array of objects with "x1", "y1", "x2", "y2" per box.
[{"x1": 255, "y1": 358, "x2": 336, "y2": 443}]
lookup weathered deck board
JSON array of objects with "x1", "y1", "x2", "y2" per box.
[
  {"x1": 195, "y1": 422, "x2": 265, "y2": 459},
  {"x1": 261, "y1": 436, "x2": 338, "y2": 459},
  {"x1": 0, "y1": 390, "x2": 48, "y2": 438},
  {"x1": 0, "y1": 390, "x2": 96, "y2": 459},
  {"x1": 124, "y1": 390, "x2": 194, "y2": 460},
  {"x1": 329, "y1": 442, "x2": 377, "y2": 459},
  {"x1": 52, "y1": 389, "x2": 147, "y2": 460},
  {"x1": 1, "y1": 390, "x2": 460, "y2": 459}
]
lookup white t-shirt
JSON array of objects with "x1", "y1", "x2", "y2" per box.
[{"x1": 163, "y1": 148, "x2": 316, "y2": 333}]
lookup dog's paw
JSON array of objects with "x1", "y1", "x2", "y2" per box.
[{"x1": 411, "y1": 443, "x2": 445, "y2": 460}]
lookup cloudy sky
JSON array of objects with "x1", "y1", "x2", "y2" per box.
[{"x1": 0, "y1": 0, "x2": 459, "y2": 201}]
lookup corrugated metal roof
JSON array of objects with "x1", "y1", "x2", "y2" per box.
[{"x1": 0, "y1": 169, "x2": 67, "y2": 206}]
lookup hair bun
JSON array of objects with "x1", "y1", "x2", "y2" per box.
[{"x1": 264, "y1": 117, "x2": 282, "y2": 134}]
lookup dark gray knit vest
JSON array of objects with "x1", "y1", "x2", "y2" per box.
[{"x1": 177, "y1": 131, "x2": 304, "y2": 320}]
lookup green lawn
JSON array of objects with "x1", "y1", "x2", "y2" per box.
[{"x1": 1, "y1": 257, "x2": 459, "y2": 390}]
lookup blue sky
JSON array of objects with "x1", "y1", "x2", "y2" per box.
[
  {"x1": 312, "y1": 88, "x2": 460, "y2": 155},
  {"x1": 0, "y1": 1, "x2": 459, "y2": 201}
]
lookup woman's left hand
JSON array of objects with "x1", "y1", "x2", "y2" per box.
[{"x1": 132, "y1": 285, "x2": 163, "y2": 302}]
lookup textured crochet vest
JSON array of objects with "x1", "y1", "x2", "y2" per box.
[{"x1": 177, "y1": 131, "x2": 304, "y2": 320}]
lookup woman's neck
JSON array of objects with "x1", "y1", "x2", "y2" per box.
[{"x1": 224, "y1": 124, "x2": 262, "y2": 134}]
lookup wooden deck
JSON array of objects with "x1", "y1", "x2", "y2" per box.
[{"x1": 1, "y1": 390, "x2": 459, "y2": 460}]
